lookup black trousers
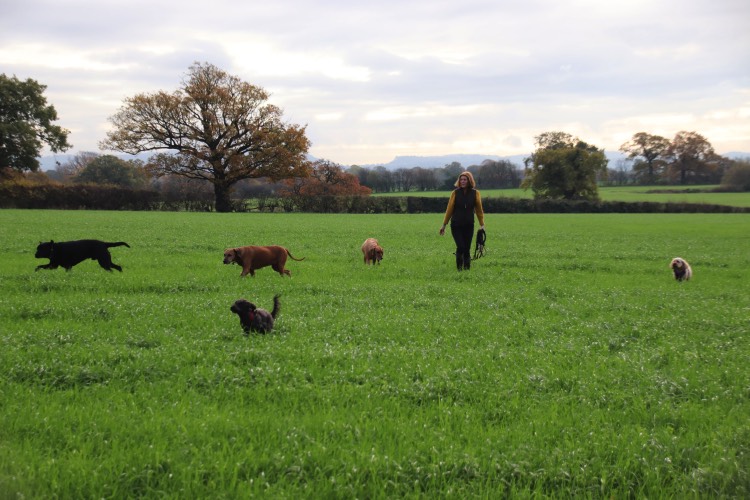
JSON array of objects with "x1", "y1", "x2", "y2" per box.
[{"x1": 451, "y1": 224, "x2": 474, "y2": 270}]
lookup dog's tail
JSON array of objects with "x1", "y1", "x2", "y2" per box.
[
  {"x1": 107, "y1": 242, "x2": 130, "y2": 248},
  {"x1": 286, "y1": 249, "x2": 305, "y2": 261},
  {"x1": 271, "y1": 294, "x2": 281, "y2": 319}
]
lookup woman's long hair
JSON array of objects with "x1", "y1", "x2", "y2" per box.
[{"x1": 454, "y1": 171, "x2": 476, "y2": 189}]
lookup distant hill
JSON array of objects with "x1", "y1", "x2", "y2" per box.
[
  {"x1": 39, "y1": 152, "x2": 318, "y2": 171},
  {"x1": 362, "y1": 150, "x2": 750, "y2": 170},
  {"x1": 362, "y1": 154, "x2": 517, "y2": 169},
  {"x1": 363, "y1": 151, "x2": 626, "y2": 170},
  {"x1": 39, "y1": 152, "x2": 152, "y2": 171}
]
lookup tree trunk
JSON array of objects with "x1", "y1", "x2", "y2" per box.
[{"x1": 214, "y1": 182, "x2": 233, "y2": 212}]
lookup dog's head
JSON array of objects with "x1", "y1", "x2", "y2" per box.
[
  {"x1": 371, "y1": 246, "x2": 384, "y2": 263},
  {"x1": 35, "y1": 241, "x2": 54, "y2": 259},
  {"x1": 670, "y1": 258, "x2": 686, "y2": 271},
  {"x1": 230, "y1": 299, "x2": 256, "y2": 316},
  {"x1": 223, "y1": 248, "x2": 240, "y2": 265}
]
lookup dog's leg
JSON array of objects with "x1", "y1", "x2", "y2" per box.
[{"x1": 97, "y1": 251, "x2": 118, "y2": 271}]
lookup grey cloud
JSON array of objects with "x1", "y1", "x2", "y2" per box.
[{"x1": 4, "y1": 0, "x2": 749, "y2": 164}]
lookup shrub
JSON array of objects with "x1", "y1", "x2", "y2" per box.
[{"x1": 721, "y1": 160, "x2": 750, "y2": 192}]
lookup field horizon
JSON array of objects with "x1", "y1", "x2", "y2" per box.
[
  {"x1": 1, "y1": 209, "x2": 748, "y2": 497},
  {"x1": 373, "y1": 185, "x2": 750, "y2": 208}
]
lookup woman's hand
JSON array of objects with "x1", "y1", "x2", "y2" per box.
[{"x1": 439, "y1": 225, "x2": 446, "y2": 236}]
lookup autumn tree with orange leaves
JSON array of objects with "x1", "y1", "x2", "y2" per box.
[
  {"x1": 101, "y1": 62, "x2": 311, "y2": 212},
  {"x1": 280, "y1": 159, "x2": 371, "y2": 197}
]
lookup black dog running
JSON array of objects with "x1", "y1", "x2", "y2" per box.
[{"x1": 35, "y1": 239, "x2": 130, "y2": 272}]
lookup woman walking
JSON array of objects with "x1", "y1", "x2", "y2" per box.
[{"x1": 439, "y1": 171, "x2": 485, "y2": 271}]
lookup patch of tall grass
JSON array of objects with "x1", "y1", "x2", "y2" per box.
[{"x1": 1, "y1": 210, "x2": 748, "y2": 497}]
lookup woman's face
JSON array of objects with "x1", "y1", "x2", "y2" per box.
[{"x1": 459, "y1": 175, "x2": 469, "y2": 187}]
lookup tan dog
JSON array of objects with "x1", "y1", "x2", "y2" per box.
[
  {"x1": 670, "y1": 257, "x2": 692, "y2": 281},
  {"x1": 361, "y1": 238, "x2": 384, "y2": 265},
  {"x1": 223, "y1": 246, "x2": 305, "y2": 277}
]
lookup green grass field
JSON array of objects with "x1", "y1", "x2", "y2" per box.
[
  {"x1": 375, "y1": 185, "x2": 750, "y2": 208},
  {"x1": 1, "y1": 209, "x2": 749, "y2": 498}
]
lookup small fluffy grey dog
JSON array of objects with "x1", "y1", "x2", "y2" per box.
[
  {"x1": 230, "y1": 294, "x2": 281, "y2": 334},
  {"x1": 670, "y1": 257, "x2": 693, "y2": 281}
]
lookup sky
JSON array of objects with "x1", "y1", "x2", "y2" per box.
[{"x1": 2, "y1": 0, "x2": 749, "y2": 166}]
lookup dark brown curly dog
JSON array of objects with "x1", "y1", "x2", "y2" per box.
[
  {"x1": 230, "y1": 294, "x2": 281, "y2": 334},
  {"x1": 223, "y1": 245, "x2": 305, "y2": 277}
]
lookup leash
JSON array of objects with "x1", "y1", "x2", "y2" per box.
[{"x1": 473, "y1": 228, "x2": 486, "y2": 260}]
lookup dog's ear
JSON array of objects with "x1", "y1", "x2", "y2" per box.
[{"x1": 232, "y1": 299, "x2": 250, "y2": 313}]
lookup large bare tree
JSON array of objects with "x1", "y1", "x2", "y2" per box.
[{"x1": 101, "y1": 62, "x2": 311, "y2": 212}]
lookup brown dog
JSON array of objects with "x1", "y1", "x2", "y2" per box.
[
  {"x1": 670, "y1": 257, "x2": 692, "y2": 281},
  {"x1": 223, "y1": 245, "x2": 305, "y2": 277},
  {"x1": 361, "y1": 238, "x2": 384, "y2": 265}
]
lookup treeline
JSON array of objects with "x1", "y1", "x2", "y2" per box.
[
  {"x1": 5, "y1": 69, "x2": 748, "y2": 213},
  {"x1": 3, "y1": 182, "x2": 748, "y2": 214},
  {"x1": 2, "y1": 148, "x2": 749, "y2": 213},
  {"x1": 348, "y1": 160, "x2": 523, "y2": 193},
  {"x1": 349, "y1": 131, "x2": 750, "y2": 193},
  {"x1": 349, "y1": 154, "x2": 747, "y2": 193}
]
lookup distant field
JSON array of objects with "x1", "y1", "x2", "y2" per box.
[
  {"x1": 375, "y1": 185, "x2": 750, "y2": 207},
  {"x1": 1, "y1": 209, "x2": 749, "y2": 497}
]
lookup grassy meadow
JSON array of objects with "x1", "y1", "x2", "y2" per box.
[
  {"x1": 1, "y1": 209, "x2": 749, "y2": 498},
  {"x1": 376, "y1": 185, "x2": 750, "y2": 208}
]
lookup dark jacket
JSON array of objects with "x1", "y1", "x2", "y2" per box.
[{"x1": 442, "y1": 188, "x2": 485, "y2": 227}]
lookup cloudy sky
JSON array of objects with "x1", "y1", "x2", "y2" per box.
[{"x1": 2, "y1": 0, "x2": 749, "y2": 166}]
